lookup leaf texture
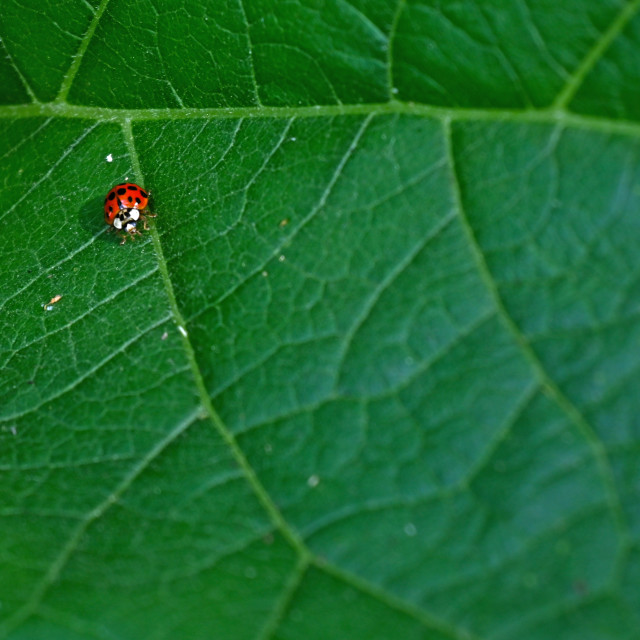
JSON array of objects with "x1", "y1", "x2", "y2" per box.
[{"x1": 1, "y1": 1, "x2": 640, "y2": 639}]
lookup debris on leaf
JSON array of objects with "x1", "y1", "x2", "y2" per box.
[{"x1": 43, "y1": 294, "x2": 62, "y2": 311}]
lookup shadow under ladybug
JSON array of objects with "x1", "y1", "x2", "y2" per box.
[{"x1": 78, "y1": 195, "x2": 106, "y2": 237}]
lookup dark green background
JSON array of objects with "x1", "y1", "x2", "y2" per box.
[{"x1": 1, "y1": 1, "x2": 639, "y2": 638}]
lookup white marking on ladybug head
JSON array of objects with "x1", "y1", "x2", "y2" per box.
[
  {"x1": 113, "y1": 218, "x2": 123, "y2": 230},
  {"x1": 130, "y1": 209, "x2": 140, "y2": 221},
  {"x1": 125, "y1": 221, "x2": 137, "y2": 232}
]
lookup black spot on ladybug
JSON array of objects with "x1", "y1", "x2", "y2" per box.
[
  {"x1": 108, "y1": 191, "x2": 116, "y2": 201},
  {"x1": 127, "y1": 185, "x2": 138, "y2": 191},
  {"x1": 127, "y1": 196, "x2": 133, "y2": 203},
  {"x1": 135, "y1": 197, "x2": 141, "y2": 205},
  {"x1": 140, "y1": 190, "x2": 148, "y2": 198},
  {"x1": 108, "y1": 205, "x2": 113, "y2": 213},
  {"x1": 117, "y1": 187, "x2": 126, "y2": 195}
]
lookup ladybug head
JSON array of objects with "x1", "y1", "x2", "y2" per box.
[{"x1": 113, "y1": 208, "x2": 140, "y2": 232}]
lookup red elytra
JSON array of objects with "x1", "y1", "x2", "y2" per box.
[{"x1": 104, "y1": 182, "x2": 149, "y2": 224}]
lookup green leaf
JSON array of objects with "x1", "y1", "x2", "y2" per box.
[{"x1": 1, "y1": 1, "x2": 639, "y2": 639}]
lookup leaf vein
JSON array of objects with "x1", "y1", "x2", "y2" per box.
[
  {"x1": 0, "y1": 408, "x2": 202, "y2": 638},
  {"x1": 552, "y1": 0, "x2": 640, "y2": 108},
  {"x1": 1, "y1": 266, "x2": 159, "y2": 370},
  {"x1": 236, "y1": 0, "x2": 261, "y2": 106},
  {"x1": 386, "y1": 0, "x2": 407, "y2": 98},
  {"x1": 333, "y1": 207, "x2": 457, "y2": 390},
  {"x1": 189, "y1": 113, "x2": 374, "y2": 321},
  {"x1": 0, "y1": 122, "x2": 100, "y2": 225},
  {"x1": 443, "y1": 116, "x2": 633, "y2": 582},
  {"x1": 0, "y1": 32, "x2": 38, "y2": 102},
  {"x1": 0, "y1": 313, "x2": 172, "y2": 423},
  {"x1": 122, "y1": 117, "x2": 313, "y2": 562}
]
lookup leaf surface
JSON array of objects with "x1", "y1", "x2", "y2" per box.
[{"x1": 1, "y1": 1, "x2": 640, "y2": 639}]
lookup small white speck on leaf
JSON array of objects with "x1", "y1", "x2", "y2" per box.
[
  {"x1": 278, "y1": 255, "x2": 286, "y2": 262},
  {"x1": 105, "y1": 154, "x2": 113, "y2": 162},
  {"x1": 161, "y1": 331, "x2": 169, "y2": 340},
  {"x1": 391, "y1": 87, "x2": 399, "y2": 95},
  {"x1": 178, "y1": 325, "x2": 188, "y2": 337},
  {"x1": 262, "y1": 270, "x2": 268, "y2": 277},
  {"x1": 307, "y1": 474, "x2": 320, "y2": 488}
]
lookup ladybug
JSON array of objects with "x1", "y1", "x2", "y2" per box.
[{"x1": 104, "y1": 183, "x2": 153, "y2": 243}]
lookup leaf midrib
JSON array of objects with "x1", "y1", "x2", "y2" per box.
[
  {"x1": 1, "y1": 102, "x2": 640, "y2": 146},
  {"x1": 122, "y1": 117, "x2": 312, "y2": 558}
]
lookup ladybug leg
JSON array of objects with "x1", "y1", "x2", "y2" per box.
[
  {"x1": 140, "y1": 213, "x2": 156, "y2": 231},
  {"x1": 139, "y1": 213, "x2": 155, "y2": 230},
  {"x1": 115, "y1": 223, "x2": 141, "y2": 245},
  {"x1": 117, "y1": 229, "x2": 142, "y2": 245}
]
